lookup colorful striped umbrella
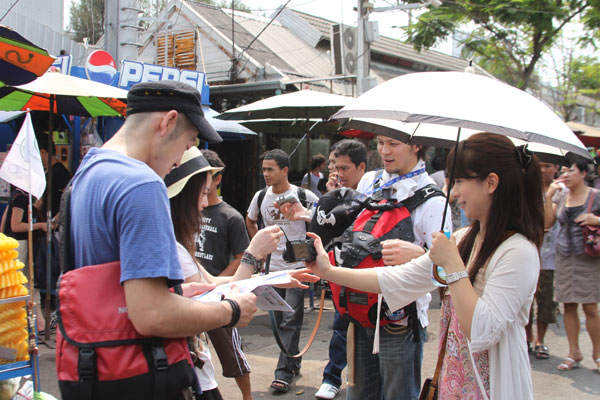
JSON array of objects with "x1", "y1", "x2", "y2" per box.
[
  {"x1": 0, "y1": 71, "x2": 127, "y2": 117},
  {"x1": 0, "y1": 25, "x2": 55, "y2": 86}
]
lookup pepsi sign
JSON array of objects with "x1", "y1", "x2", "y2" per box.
[
  {"x1": 86, "y1": 50, "x2": 117, "y2": 85},
  {"x1": 118, "y1": 60, "x2": 206, "y2": 93}
]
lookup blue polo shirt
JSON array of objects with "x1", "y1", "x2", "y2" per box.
[{"x1": 70, "y1": 148, "x2": 183, "y2": 286}]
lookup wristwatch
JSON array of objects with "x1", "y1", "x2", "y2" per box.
[{"x1": 445, "y1": 270, "x2": 469, "y2": 284}]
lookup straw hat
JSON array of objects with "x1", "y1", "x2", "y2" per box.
[{"x1": 164, "y1": 147, "x2": 223, "y2": 198}]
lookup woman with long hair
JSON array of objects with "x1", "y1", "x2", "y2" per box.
[
  {"x1": 305, "y1": 132, "x2": 544, "y2": 399},
  {"x1": 545, "y1": 160, "x2": 600, "y2": 372},
  {"x1": 166, "y1": 147, "x2": 316, "y2": 399}
]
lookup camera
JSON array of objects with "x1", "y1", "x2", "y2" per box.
[
  {"x1": 275, "y1": 193, "x2": 299, "y2": 205},
  {"x1": 283, "y1": 238, "x2": 317, "y2": 262}
]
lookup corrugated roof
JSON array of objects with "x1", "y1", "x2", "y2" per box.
[
  {"x1": 184, "y1": 1, "x2": 295, "y2": 76},
  {"x1": 291, "y1": 10, "x2": 489, "y2": 75}
]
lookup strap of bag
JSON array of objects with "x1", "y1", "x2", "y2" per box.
[
  {"x1": 265, "y1": 255, "x2": 325, "y2": 358},
  {"x1": 586, "y1": 189, "x2": 597, "y2": 214},
  {"x1": 256, "y1": 187, "x2": 268, "y2": 230},
  {"x1": 429, "y1": 316, "x2": 451, "y2": 399}
]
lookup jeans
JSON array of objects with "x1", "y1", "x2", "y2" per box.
[
  {"x1": 322, "y1": 310, "x2": 348, "y2": 388},
  {"x1": 346, "y1": 323, "x2": 425, "y2": 400},
  {"x1": 273, "y1": 287, "x2": 305, "y2": 382}
]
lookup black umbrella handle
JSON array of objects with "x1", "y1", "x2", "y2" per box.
[{"x1": 432, "y1": 127, "x2": 462, "y2": 285}]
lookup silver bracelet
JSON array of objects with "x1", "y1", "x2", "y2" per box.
[
  {"x1": 445, "y1": 270, "x2": 469, "y2": 285},
  {"x1": 241, "y1": 251, "x2": 262, "y2": 274}
]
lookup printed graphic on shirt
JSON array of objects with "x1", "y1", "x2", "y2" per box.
[{"x1": 195, "y1": 216, "x2": 215, "y2": 261}]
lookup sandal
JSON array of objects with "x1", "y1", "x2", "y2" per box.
[
  {"x1": 270, "y1": 379, "x2": 290, "y2": 393},
  {"x1": 557, "y1": 357, "x2": 581, "y2": 371},
  {"x1": 595, "y1": 358, "x2": 600, "y2": 374},
  {"x1": 535, "y1": 345, "x2": 550, "y2": 359},
  {"x1": 527, "y1": 342, "x2": 534, "y2": 353}
]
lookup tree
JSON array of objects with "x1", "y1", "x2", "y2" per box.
[
  {"x1": 405, "y1": 0, "x2": 600, "y2": 90},
  {"x1": 67, "y1": 0, "x2": 104, "y2": 45}
]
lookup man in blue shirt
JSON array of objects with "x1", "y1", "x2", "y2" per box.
[{"x1": 69, "y1": 81, "x2": 258, "y2": 342}]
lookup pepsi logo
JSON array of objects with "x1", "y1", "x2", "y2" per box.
[{"x1": 86, "y1": 50, "x2": 117, "y2": 85}]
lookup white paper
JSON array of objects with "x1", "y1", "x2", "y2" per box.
[{"x1": 192, "y1": 271, "x2": 294, "y2": 312}]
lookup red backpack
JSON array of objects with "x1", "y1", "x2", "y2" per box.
[
  {"x1": 329, "y1": 185, "x2": 443, "y2": 330},
  {"x1": 56, "y1": 182, "x2": 197, "y2": 400}
]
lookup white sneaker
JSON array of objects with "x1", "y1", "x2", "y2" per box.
[{"x1": 315, "y1": 383, "x2": 339, "y2": 399}]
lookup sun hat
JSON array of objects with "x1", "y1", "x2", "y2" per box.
[
  {"x1": 164, "y1": 147, "x2": 223, "y2": 198},
  {"x1": 126, "y1": 80, "x2": 223, "y2": 143}
]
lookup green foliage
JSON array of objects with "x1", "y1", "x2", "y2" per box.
[
  {"x1": 405, "y1": 0, "x2": 600, "y2": 90},
  {"x1": 67, "y1": 0, "x2": 104, "y2": 45}
]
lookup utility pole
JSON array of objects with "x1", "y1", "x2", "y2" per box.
[{"x1": 356, "y1": 1, "x2": 370, "y2": 95}]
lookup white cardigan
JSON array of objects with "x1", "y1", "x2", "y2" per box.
[{"x1": 376, "y1": 233, "x2": 539, "y2": 400}]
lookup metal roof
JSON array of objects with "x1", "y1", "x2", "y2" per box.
[{"x1": 290, "y1": 10, "x2": 489, "y2": 75}]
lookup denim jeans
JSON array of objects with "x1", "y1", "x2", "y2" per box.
[
  {"x1": 322, "y1": 310, "x2": 348, "y2": 388},
  {"x1": 346, "y1": 323, "x2": 425, "y2": 400},
  {"x1": 273, "y1": 287, "x2": 305, "y2": 382}
]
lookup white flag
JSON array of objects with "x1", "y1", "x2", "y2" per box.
[{"x1": 0, "y1": 112, "x2": 46, "y2": 199}]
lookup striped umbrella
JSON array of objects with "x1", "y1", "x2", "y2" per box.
[
  {"x1": 0, "y1": 71, "x2": 127, "y2": 117},
  {"x1": 0, "y1": 25, "x2": 55, "y2": 86}
]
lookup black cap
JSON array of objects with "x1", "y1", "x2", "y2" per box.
[
  {"x1": 308, "y1": 188, "x2": 369, "y2": 248},
  {"x1": 126, "y1": 81, "x2": 222, "y2": 143}
]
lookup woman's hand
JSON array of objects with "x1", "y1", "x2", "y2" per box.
[
  {"x1": 181, "y1": 282, "x2": 217, "y2": 298},
  {"x1": 575, "y1": 213, "x2": 600, "y2": 226},
  {"x1": 275, "y1": 268, "x2": 320, "y2": 289},
  {"x1": 246, "y1": 225, "x2": 283, "y2": 259},
  {"x1": 381, "y1": 239, "x2": 426, "y2": 266},
  {"x1": 429, "y1": 232, "x2": 465, "y2": 274},
  {"x1": 304, "y1": 232, "x2": 334, "y2": 279},
  {"x1": 545, "y1": 181, "x2": 562, "y2": 199}
]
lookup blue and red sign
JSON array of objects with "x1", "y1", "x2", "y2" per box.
[{"x1": 85, "y1": 50, "x2": 117, "y2": 85}]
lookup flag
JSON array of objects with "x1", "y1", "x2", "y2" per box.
[{"x1": 0, "y1": 111, "x2": 46, "y2": 199}]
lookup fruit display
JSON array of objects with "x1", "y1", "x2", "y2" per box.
[{"x1": 0, "y1": 233, "x2": 30, "y2": 365}]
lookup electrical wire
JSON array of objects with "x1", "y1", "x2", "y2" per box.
[{"x1": 0, "y1": 0, "x2": 22, "y2": 23}]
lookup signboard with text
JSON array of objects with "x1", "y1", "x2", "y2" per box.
[{"x1": 118, "y1": 60, "x2": 209, "y2": 102}]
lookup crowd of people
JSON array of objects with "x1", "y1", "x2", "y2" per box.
[{"x1": 4, "y1": 80, "x2": 599, "y2": 399}]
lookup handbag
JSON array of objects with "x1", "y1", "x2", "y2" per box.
[
  {"x1": 419, "y1": 315, "x2": 450, "y2": 400},
  {"x1": 582, "y1": 189, "x2": 600, "y2": 257}
]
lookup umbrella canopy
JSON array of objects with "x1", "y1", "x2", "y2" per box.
[
  {"x1": 0, "y1": 71, "x2": 128, "y2": 117},
  {"x1": 217, "y1": 90, "x2": 352, "y2": 121},
  {"x1": 341, "y1": 117, "x2": 590, "y2": 164},
  {"x1": 239, "y1": 118, "x2": 341, "y2": 136},
  {"x1": 332, "y1": 71, "x2": 589, "y2": 160},
  {"x1": 0, "y1": 25, "x2": 55, "y2": 86},
  {"x1": 203, "y1": 107, "x2": 256, "y2": 139},
  {"x1": 567, "y1": 121, "x2": 600, "y2": 148}
]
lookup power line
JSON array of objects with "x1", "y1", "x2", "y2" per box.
[{"x1": 0, "y1": 0, "x2": 22, "y2": 23}]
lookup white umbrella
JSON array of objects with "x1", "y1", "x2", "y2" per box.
[
  {"x1": 332, "y1": 71, "x2": 590, "y2": 160},
  {"x1": 342, "y1": 117, "x2": 589, "y2": 164},
  {"x1": 202, "y1": 107, "x2": 256, "y2": 139},
  {"x1": 217, "y1": 89, "x2": 352, "y2": 121}
]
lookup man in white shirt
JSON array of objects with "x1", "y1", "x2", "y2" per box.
[
  {"x1": 246, "y1": 149, "x2": 318, "y2": 393},
  {"x1": 349, "y1": 135, "x2": 452, "y2": 400}
]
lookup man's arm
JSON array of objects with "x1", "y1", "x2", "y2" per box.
[
  {"x1": 245, "y1": 215, "x2": 258, "y2": 239},
  {"x1": 124, "y1": 277, "x2": 257, "y2": 337}
]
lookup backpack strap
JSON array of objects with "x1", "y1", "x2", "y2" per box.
[
  {"x1": 402, "y1": 184, "x2": 445, "y2": 213},
  {"x1": 256, "y1": 187, "x2": 268, "y2": 230},
  {"x1": 59, "y1": 178, "x2": 75, "y2": 273}
]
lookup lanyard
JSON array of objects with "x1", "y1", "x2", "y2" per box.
[{"x1": 364, "y1": 167, "x2": 427, "y2": 196}]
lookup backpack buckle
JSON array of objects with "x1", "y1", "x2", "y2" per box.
[
  {"x1": 78, "y1": 347, "x2": 96, "y2": 381},
  {"x1": 151, "y1": 343, "x2": 169, "y2": 371}
]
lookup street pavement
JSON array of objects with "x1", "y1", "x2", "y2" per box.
[{"x1": 35, "y1": 290, "x2": 600, "y2": 399}]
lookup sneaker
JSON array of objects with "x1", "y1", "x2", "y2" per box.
[{"x1": 315, "y1": 383, "x2": 339, "y2": 399}]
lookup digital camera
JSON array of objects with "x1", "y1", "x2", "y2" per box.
[{"x1": 283, "y1": 238, "x2": 317, "y2": 262}]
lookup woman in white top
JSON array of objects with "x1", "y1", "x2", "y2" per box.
[
  {"x1": 306, "y1": 133, "x2": 544, "y2": 399},
  {"x1": 166, "y1": 147, "x2": 317, "y2": 399}
]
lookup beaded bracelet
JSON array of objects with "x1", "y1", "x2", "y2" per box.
[{"x1": 241, "y1": 251, "x2": 262, "y2": 274}]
